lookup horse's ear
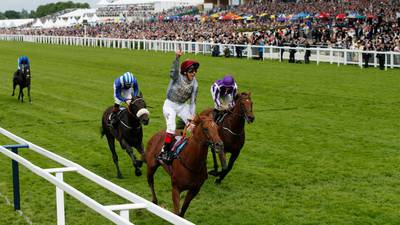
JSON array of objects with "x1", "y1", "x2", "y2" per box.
[
  {"x1": 248, "y1": 91, "x2": 252, "y2": 97},
  {"x1": 139, "y1": 91, "x2": 143, "y2": 98}
]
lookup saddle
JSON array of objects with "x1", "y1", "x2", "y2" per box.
[{"x1": 108, "y1": 107, "x2": 126, "y2": 131}]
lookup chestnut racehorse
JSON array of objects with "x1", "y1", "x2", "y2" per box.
[
  {"x1": 201, "y1": 92, "x2": 255, "y2": 184},
  {"x1": 145, "y1": 114, "x2": 223, "y2": 217}
]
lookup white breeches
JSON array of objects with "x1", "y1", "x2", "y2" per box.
[{"x1": 163, "y1": 99, "x2": 192, "y2": 134}]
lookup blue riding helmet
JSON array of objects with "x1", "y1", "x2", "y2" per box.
[{"x1": 121, "y1": 72, "x2": 135, "y2": 88}]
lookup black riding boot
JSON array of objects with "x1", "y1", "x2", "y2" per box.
[
  {"x1": 213, "y1": 109, "x2": 223, "y2": 123},
  {"x1": 109, "y1": 104, "x2": 120, "y2": 128},
  {"x1": 158, "y1": 142, "x2": 173, "y2": 164}
]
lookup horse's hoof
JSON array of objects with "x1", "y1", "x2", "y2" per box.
[
  {"x1": 215, "y1": 179, "x2": 222, "y2": 185},
  {"x1": 208, "y1": 170, "x2": 219, "y2": 177},
  {"x1": 135, "y1": 169, "x2": 142, "y2": 177},
  {"x1": 117, "y1": 173, "x2": 123, "y2": 179}
]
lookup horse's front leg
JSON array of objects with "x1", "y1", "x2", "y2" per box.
[
  {"x1": 135, "y1": 143, "x2": 145, "y2": 164},
  {"x1": 180, "y1": 187, "x2": 200, "y2": 217},
  {"x1": 172, "y1": 186, "x2": 180, "y2": 215},
  {"x1": 121, "y1": 139, "x2": 142, "y2": 176},
  {"x1": 218, "y1": 148, "x2": 228, "y2": 171},
  {"x1": 208, "y1": 147, "x2": 219, "y2": 176},
  {"x1": 18, "y1": 86, "x2": 23, "y2": 102},
  {"x1": 216, "y1": 152, "x2": 238, "y2": 184}
]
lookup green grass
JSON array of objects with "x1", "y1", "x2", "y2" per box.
[{"x1": 0, "y1": 41, "x2": 400, "y2": 225}]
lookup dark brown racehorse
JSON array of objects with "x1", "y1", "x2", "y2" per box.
[
  {"x1": 101, "y1": 95, "x2": 150, "y2": 178},
  {"x1": 145, "y1": 114, "x2": 223, "y2": 217},
  {"x1": 12, "y1": 66, "x2": 31, "y2": 103},
  {"x1": 201, "y1": 92, "x2": 255, "y2": 184}
]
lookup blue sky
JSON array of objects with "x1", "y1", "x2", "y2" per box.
[{"x1": 0, "y1": 0, "x2": 99, "y2": 11}]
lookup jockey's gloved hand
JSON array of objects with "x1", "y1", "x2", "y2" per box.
[
  {"x1": 126, "y1": 99, "x2": 131, "y2": 105},
  {"x1": 220, "y1": 104, "x2": 229, "y2": 111}
]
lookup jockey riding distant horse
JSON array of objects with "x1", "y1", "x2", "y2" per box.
[
  {"x1": 12, "y1": 65, "x2": 31, "y2": 103},
  {"x1": 101, "y1": 95, "x2": 150, "y2": 178},
  {"x1": 201, "y1": 92, "x2": 255, "y2": 184},
  {"x1": 145, "y1": 114, "x2": 223, "y2": 217}
]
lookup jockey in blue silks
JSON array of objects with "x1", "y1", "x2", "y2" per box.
[
  {"x1": 18, "y1": 56, "x2": 30, "y2": 71},
  {"x1": 210, "y1": 75, "x2": 238, "y2": 122},
  {"x1": 110, "y1": 72, "x2": 140, "y2": 127}
]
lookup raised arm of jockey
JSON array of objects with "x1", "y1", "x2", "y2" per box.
[{"x1": 170, "y1": 50, "x2": 182, "y2": 80}]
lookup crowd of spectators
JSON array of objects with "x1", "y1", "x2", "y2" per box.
[
  {"x1": 1, "y1": 0, "x2": 400, "y2": 52},
  {"x1": 96, "y1": 4, "x2": 155, "y2": 18}
]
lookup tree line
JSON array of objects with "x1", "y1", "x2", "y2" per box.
[{"x1": 0, "y1": 1, "x2": 90, "y2": 19}]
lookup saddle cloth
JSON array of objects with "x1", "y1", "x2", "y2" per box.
[{"x1": 171, "y1": 136, "x2": 188, "y2": 158}]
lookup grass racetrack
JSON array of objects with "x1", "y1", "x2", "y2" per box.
[{"x1": 1, "y1": 40, "x2": 400, "y2": 225}]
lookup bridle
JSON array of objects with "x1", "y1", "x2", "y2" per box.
[
  {"x1": 239, "y1": 96, "x2": 253, "y2": 123},
  {"x1": 200, "y1": 119, "x2": 223, "y2": 153},
  {"x1": 126, "y1": 97, "x2": 146, "y2": 117},
  {"x1": 177, "y1": 118, "x2": 221, "y2": 173},
  {"x1": 228, "y1": 95, "x2": 253, "y2": 123}
]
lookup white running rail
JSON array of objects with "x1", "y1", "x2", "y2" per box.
[
  {"x1": 1, "y1": 34, "x2": 399, "y2": 69},
  {"x1": 0, "y1": 127, "x2": 194, "y2": 225}
]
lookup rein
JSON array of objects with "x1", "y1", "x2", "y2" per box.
[
  {"x1": 220, "y1": 98, "x2": 248, "y2": 136},
  {"x1": 176, "y1": 121, "x2": 212, "y2": 173}
]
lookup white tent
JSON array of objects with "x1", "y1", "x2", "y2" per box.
[
  {"x1": 32, "y1": 19, "x2": 44, "y2": 28},
  {"x1": 43, "y1": 19, "x2": 55, "y2": 28},
  {"x1": 96, "y1": 0, "x2": 116, "y2": 6},
  {"x1": 8, "y1": 21, "x2": 17, "y2": 28},
  {"x1": 66, "y1": 17, "x2": 78, "y2": 26},
  {"x1": 0, "y1": 19, "x2": 34, "y2": 28},
  {"x1": 78, "y1": 15, "x2": 89, "y2": 24},
  {"x1": 88, "y1": 14, "x2": 100, "y2": 25},
  {"x1": 54, "y1": 18, "x2": 66, "y2": 27},
  {"x1": 0, "y1": 21, "x2": 7, "y2": 28},
  {"x1": 59, "y1": 9, "x2": 97, "y2": 19}
]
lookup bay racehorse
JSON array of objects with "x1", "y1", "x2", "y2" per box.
[
  {"x1": 145, "y1": 114, "x2": 223, "y2": 217},
  {"x1": 101, "y1": 95, "x2": 150, "y2": 178},
  {"x1": 200, "y1": 92, "x2": 255, "y2": 184},
  {"x1": 12, "y1": 66, "x2": 31, "y2": 103}
]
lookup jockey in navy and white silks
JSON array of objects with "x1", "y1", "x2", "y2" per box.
[
  {"x1": 211, "y1": 75, "x2": 238, "y2": 111},
  {"x1": 110, "y1": 72, "x2": 140, "y2": 127},
  {"x1": 158, "y1": 49, "x2": 199, "y2": 163},
  {"x1": 114, "y1": 72, "x2": 139, "y2": 105},
  {"x1": 17, "y1": 56, "x2": 30, "y2": 71}
]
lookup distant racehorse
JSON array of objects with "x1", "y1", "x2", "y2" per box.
[
  {"x1": 201, "y1": 92, "x2": 255, "y2": 184},
  {"x1": 12, "y1": 66, "x2": 31, "y2": 103},
  {"x1": 101, "y1": 95, "x2": 150, "y2": 178},
  {"x1": 145, "y1": 114, "x2": 223, "y2": 217}
]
